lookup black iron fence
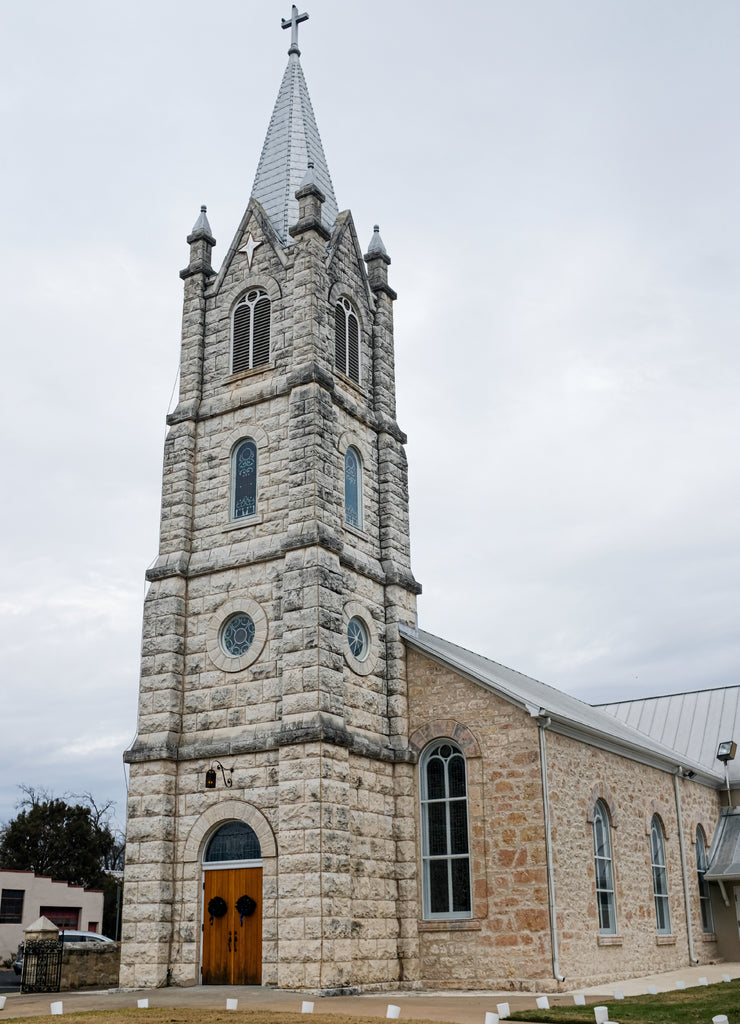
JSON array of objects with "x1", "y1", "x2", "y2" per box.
[{"x1": 21, "y1": 938, "x2": 63, "y2": 993}]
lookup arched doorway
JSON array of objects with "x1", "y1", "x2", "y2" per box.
[{"x1": 202, "y1": 820, "x2": 262, "y2": 984}]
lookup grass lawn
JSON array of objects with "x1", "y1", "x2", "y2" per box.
[{"x1": 509, "y1": 979, "x2": 740, "y2": 1024}]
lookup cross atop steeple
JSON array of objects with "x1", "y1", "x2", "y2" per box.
[{"x1": 282, "y1": 5, "x2": 309, "y2": 56}]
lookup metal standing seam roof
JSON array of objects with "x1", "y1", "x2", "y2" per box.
[
  {"x1": 251, "y1": 51, "x2": 339, "y2": 246},
  {"x1": 400, "y1": 625, "x2": 725, "y2": 785},
  {"x1": 597, "y1": 686, "x2": 740, "y2": 784}
]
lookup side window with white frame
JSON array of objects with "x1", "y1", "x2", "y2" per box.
[
  {"x1": 650, "y1": 815, "x2": 671, "y2": 934},
  {"x1": 593, "y1": 799, "x2": 617, "y2": 934},
  {"x1": 231, "y1": 438, "x2": 257, "y2": 520},
  {"x1": 695, "y1": 825, "x2": 714, "y2": 933},
  {"x1": 344, "y1": 446, "x2": 362, "y2": 529},
  {"x1": 334, "y1": 297, "x2": 360, "y2": 384},
  {"x1": 420, "y1": 740, "x2": 472, "y2": 919},
  {"x1": 232, "y1": 289, "x2": 270, "y2": 373}
]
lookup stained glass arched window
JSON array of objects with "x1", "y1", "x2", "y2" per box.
[
  {"x1": 650, "y1": 815, "x2": 671, "y2": 934},
  {"x1": 232, "y1": 439, "x2": 257, "y2": 519},
  {"x1": 420, "y1": 741, "x2": 471, "y2": 919},
  {"x1": 232, "y1": 289, "x2": 270, "y2": 373},
  {"x1": 593, "y1": 800, "x2": 617, "y2": 934},
  {"x1": 344, "y1": 446, "x2": 362, "y2": 528},
  {"x1": 204, "y1": 821, "x2": 261, "y2": 863},
  {"x1": 696, "y1": 825, "x2": 714, "y2": 933},
  {"x1": 335, "y1": 298, "x2": 360, "y2": 384}
]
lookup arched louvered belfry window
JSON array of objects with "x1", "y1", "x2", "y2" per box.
[
  {"x1": 650, "y1": 815, "x2": 671, "y2": 934},
  {"x1": 232, "y1": 289, "x2": 270, "y2": 373},
  {"x1": 593, "y1": 800, "x2": 617, "y2": 934},
  {"x1": 695, "y1": 825, "x2": 714, "y2": 933},
  {"x1": 334, "y1": 297, "x2": 360, "y2": 384},
  {"x1": 204, "y1": 821, "x2": 261, "y2": 863},
  {"x1": 420, "y1": 740, "x2": 471, "y2": 919},
  {"x1": 344, "y1": 446, "x2": 362, "y2": 529},
  {"x1": 231, "y1": 439, "x2": 257, "y2": 519}
]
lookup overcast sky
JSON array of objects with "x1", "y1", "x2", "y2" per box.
[{"x1": 2, "y1": 0, "x2": 739, "y2": 832}]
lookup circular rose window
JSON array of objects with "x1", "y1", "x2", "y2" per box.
[
  {"x1": 347, "y1": 616, "x2": 369, "y2": 661},
  {"x1": 221, "y1": 613, "x2": 256, "y2": 657}
]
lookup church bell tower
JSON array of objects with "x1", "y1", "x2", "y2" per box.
[{"x1": 121, "y1": 6, "x2": 421, "y2": 992}]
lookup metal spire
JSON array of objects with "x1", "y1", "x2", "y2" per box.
[{"x1": 250, "y1": 7, "x2": 338, "y2": 245}]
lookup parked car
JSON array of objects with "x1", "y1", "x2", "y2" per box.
[{"x1": 13, "y1": 931, "x2": 114, "y2": 974}]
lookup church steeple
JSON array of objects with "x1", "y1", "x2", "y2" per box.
[{"x1": 251, "y1": 6, "x2": 338, "y2": 245}]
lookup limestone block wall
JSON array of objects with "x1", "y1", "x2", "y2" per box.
[
  {"x1": 546, "y1": 731, "x2": 722, "y2": 987},
  {"x1": 405, "y1": 646, "x2": 725, "y2": 991},
  {"x1": 122, "y1": 743, "x2": 417, "y2": 992},
  {"x1": 61, "y1": 943, "x2": 121, "y2": 991},
  {"x1": 406, "y1": 648, "x2": 552, "y2": 990}
]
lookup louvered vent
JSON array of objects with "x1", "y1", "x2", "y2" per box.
[
  {"x1": 252, "y1": 295, "x2": 271, "y2": 366},
  {"x1": 334, "y1": 304, "x2": 345, "y2": 371},
  {"x1": 232, "y1": 303, "x2": 252, "y2": 374},
  {"x1": 334, "y1": 298, "x2": 361, "y2": 384},
  {"x1": 347, "y1": 312, "x2": 360, "y2": 384},
  {"x1": 231, "y1": 289, "x2": 271, "y2": 373}
]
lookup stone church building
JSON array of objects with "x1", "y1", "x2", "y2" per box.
[{"x1": 121, "y1": 8, "x2": 740, "y2": 993}]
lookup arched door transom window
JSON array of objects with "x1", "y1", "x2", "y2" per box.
[{"x1": 204, "y1": 821, "x2": 262, "y2": 863}]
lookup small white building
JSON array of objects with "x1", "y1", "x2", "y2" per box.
[{"x1": 0, "y1": 869, "x2": 104, "y2": 960}]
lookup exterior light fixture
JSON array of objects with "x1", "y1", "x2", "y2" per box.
[
  {"x1": 205, "y1": 761, "x2": 233, "y2": 790},
  {"x1": 716, "y1": 741, "x2": 737, "y2": 764}
]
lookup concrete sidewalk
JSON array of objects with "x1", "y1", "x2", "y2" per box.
[{"x1": 1, "y1": 962, "x2": 738, "y2": 1023}]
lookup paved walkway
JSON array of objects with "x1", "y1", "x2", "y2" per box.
[{"x1": 1, "y1": 962, "x2": 738, "y2": 1023}]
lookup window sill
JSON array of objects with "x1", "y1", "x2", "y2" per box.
[
  {"x1": 418, "y1": 919, "x2": 481, "y2": 932},
  {"x1": 225, "y1": 364, "x2": 274, "y2": 384},
  {"x1": 700, "y1": 932, "x2": 718, "y2": 943},
  {"x1": 223, "y1": 514, "x2": 264, "y2": 532},
  {"x1": 655, "y1": 934, "x2": 675, "y2": 945},
  {"x1": 344, "y1": 521, "x2": 366, "y2": 540},
  {"x1": 597, "y1": 935, "x2": 623, "y2": 946}
]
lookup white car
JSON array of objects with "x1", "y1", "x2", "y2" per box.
[{"x1": 14, "y1": 931, "x2": 114, "y2": 974}]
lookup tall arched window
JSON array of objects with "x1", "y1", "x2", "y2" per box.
[
  {"x1": 232, "y1": 289, "x2": 270, "y2": 372},
  {"x1": 204, "y1": 821, "x2": 261, "y2": 863},
  {"x1": 344, "y1": 446, "x2": 362, "y2": 528},
  {"x1": 650, "y1": 815, "x2": 671, "y2": 934},
  {"x1": 334, "y1": 297, "x2": 360, "y2": 384},
  {"x1": 231, "y1": 439, "x2": 257, "y2": 519},
  {"x1": 593, "y1": 800, "x2": 617, "y2": 934},
  {"x1": 696, "y1": 826, "x2": 714, "y2": 933},
  {"x1": 420, "y1": 741, "x2": 471, "y2": 919}
]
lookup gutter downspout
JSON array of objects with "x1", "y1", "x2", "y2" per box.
[
  {"x1": 537, "y1": 714, "x2": 565, "y2": 983},
  {"x1": 674, "y1": 769, "x2": 699, "y2": 964}
]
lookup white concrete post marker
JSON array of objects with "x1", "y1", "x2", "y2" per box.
[
  {"x1": 536, "y1": 997, "x2": 550, "y2": 1009},
  {"x1": 302, "y1": 1003, "x2": 314, "y2": 1014},
  {"x1": 496, "y1": 1003, "x2": 510, "y2": 1019},
  {"x1": 485, "y1": 1013, "x2": 498, "y2": 1024},
  {"x1": 386, "y1": 1006, "x2": 401, "y2": 1019},
  {"x1": 226, "y1": 999, "x2": 238, "y2": 1011},
  {"x1": 50, "y1": 1003, "x2": 63, "y2": 1016},
  {"x1": 137, "y1": 1000, "x2": 149, "y2": 1009},
  {"x1": 594, "y1": 1007, "x2": 609, "y2": 1024},
  {"x1": 573, "y1": 995, "x2": 586, "y2": 1005}
]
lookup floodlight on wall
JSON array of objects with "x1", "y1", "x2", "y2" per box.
[
  {"x1": 205, "y1": 761, "x2": 233, "y2": 790},
  {"x1": 716, "y1": 741, "x2": 737, "y2": 764}
]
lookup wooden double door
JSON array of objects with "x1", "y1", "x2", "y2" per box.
[{"x1": 202, "y1": 868, "x2": 262, "y2": 985}]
